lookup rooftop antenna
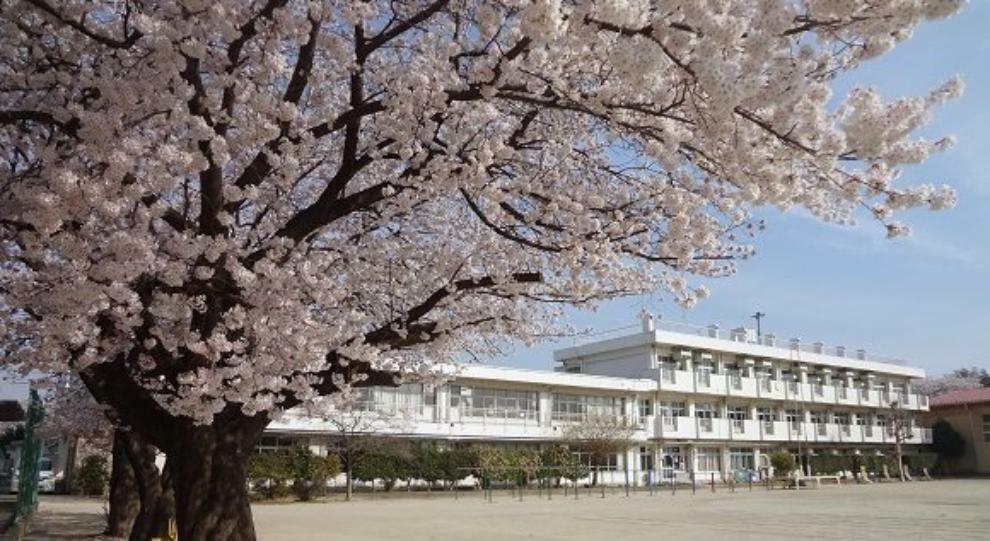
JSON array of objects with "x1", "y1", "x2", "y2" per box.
[{"x1": 751, "y1": 312, "x2": 766, "y2": 338}]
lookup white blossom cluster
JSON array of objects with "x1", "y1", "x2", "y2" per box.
[
  {"x1": 36, "y1": 374, "x2": 113, "y2": 450},
  {"x1": 0, "y1": 0, "x2": 962, "y2": 425}
]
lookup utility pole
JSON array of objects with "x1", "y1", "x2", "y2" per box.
[{"x1": 751, "y1": 312, "x2": 765, "y2": 338}]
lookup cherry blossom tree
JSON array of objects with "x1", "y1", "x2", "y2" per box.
[
  {"x1": 914, "y1": 373, "x2": 982, "y2": 397},
  {"x1": 0, "y1": 1, "x2": 964, "y2": 538}
]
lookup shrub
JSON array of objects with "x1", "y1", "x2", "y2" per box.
[
  {"x1": 77, "y1": 455, "x2": 109, "y2": 496},
  {"x1": 287, "y1": 446, "x2": 340, "y2": 501},
  {"x1": 411, "y1": 444, "x2": 444, "y2": 489},
  {"x1": 907, "y1": 452, "x2": 937, "y2": 472},
  {"x1": 931, "y1": 419, "x2": 966, "y2": 470},
  {"x1": 353, "y1": 450, "x2": 411, "y2": 491},
  {"x1": 533, "y1": 445, "x2": 589, "y2": 485},
  {"x1": 438, "y1": 447, "x2": 477, "y2": 489},
  {"x1": 769, "y1": 452, "x2": 795, "y2": 475},
  {"x1": 248, "y1": 450, "x2": 292, "y2": 500}
]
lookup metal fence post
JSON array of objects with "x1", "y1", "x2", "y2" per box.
[{"x1": 14, "y1": 389, "x2": 44, "y2": 527}]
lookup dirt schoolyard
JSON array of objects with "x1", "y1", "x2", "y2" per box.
[{"x1": 25, "y1": 479, "x2": 990, "y2": 540}]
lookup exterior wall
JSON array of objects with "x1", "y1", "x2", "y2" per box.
[
  {"x1": 922, "y1": 404, "x2": 990, "y2": 474},
  {"x1": 560, "y1": 346, "x2": 652, "y2": 379}
]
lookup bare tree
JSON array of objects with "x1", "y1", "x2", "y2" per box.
[
  {"x1": 312, "y1": 386, "x2": 415, "y2": 500},
  {"x1": 887, "y1": 401, "x2": 915, "y2": 482},
  {"x1": 562, "y1": 414, "x2": 634, "y2": 486}
]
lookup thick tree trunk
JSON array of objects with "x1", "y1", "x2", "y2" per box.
[
  {"x1": 122, "y1": 431, "x2": 173, "y2": 541},
  {"x1": 345, "y1": 461, "x2": 353, "y2": 501},
  {"x1": 166, "y1": 414, "x2": 267, "y2": 541},
  {"x1": 108, "y1": 429, "x2": 176, "y2": 541},
  {"x1": 107, "y1": 430, "x2": 141, "y2": 538}
]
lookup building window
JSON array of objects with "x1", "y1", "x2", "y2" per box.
[
  {"x1": 757, "y1": 407, "x2": 776, "y2": 421},
  {"x1": 659, "y1": 401, "x2": 686, "y2": 418},
  {"x1": 355, "y1": 383, "x2": 424, "y2": 413},
  {"x1": 660, "y1": 447, "x2": 685, "y2": 473},
  {"x1": 256, "y1": 435, "x2": 298, "y2": 453},
  {"x1": 639, "y1": 399, "x2": 653, "y2": 418},
  {"x1": 729, "y1": 448, "x2": 754, "y2": 471},
  {"x1": 695, "y1": 403, "x2": 719, "y2": 419},
  {"x1": 462, "y1": 387, "x2": 539, "y2": 421},
  {"x1": 727, "y1": 406, "x2": 749, "y2": 420},
  {"x1": 576, "y1": 451, "x2": 620, "y2": 471},
  {"x1": 639, "y1": 446, "x2": 655, "y2": 471},
  {"x1": 696, "y1": 447, "x2": 722, "y2": 472},
  {"x1": 552, "y1": 393, "x2": 624, "y2": 422},
  {"x1": 983, "y1": 415, "x2": 990, "y2": 442}
]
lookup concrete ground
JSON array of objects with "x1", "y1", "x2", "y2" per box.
[{"x1": 25, "y1": 479, "x2": 990, "y2": 540}]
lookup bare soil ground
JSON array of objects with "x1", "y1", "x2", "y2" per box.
[{"x1": 26, "y1": 479, "x2": 990, "y2": 540}]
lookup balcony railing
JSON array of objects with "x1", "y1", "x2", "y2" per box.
[
  {"x1": 731, "y1": 419, "x2": 746, "y2": 433},
  {"x1": 699, "y1": 417, "x2": 714, "y2": 433},
  {"x1": 642, "y1": 318, "x2": 911, "y2": 366}
]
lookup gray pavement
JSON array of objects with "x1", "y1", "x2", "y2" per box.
[{"x1": 26, "y1": 479, "x2": 990, "y2": 540}]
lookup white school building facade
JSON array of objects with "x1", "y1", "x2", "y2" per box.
[{"x1": 269, "y1": 315, "x2": 932, "y2": 485}]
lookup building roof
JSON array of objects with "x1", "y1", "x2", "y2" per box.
[{"x1": 929, "y1": 387, "x2": 990, "y2": 408}]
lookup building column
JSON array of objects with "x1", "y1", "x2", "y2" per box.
[
  {"x1": 721, "y1": 445, "x2": 731, "y2": 481},
  {"x1": 626, "y1": 446, "x2": 639, "y2": 487},
  {"x1": 539, "y1": 390, "x2": 553, "y2": 426},
  {"x1": 436, "y1": 385, "x2": 450, "y2": 422}
]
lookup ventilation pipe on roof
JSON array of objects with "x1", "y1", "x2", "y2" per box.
[{"x1": 641, "y1": 311, "x2": 655, "y2": 333}]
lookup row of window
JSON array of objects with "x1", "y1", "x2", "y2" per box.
[
  {"x1": 652, "y1": 402, "x2": 901, "y2": 425},
  {"x1": 656, "y1": 356, "x2": 910, "y2": 391},
  {"x1": 447, "y1": 386, "x2": 626, "y2": 421},
  {"x1": 344, "y1": 384, "x2": 918, "y2": 430}
]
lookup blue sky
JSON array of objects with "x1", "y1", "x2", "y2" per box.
[{"x1": 491, "y1": 4, "x2": 990, "y2": 378}]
